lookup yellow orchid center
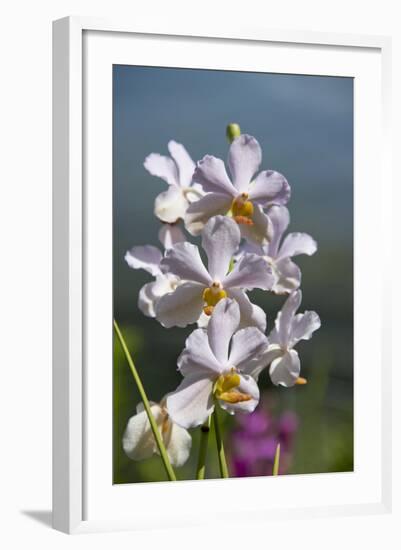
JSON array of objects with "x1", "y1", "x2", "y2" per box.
[
  {"x1": 231, "y1": 193, "x2": 254, "y2": 225},
  {"x1": 213, "y1": 369, "x2": 252, "y2": 404},
  {"x1": 202, "y1": 282, "x2": 227, "y2": 316}
]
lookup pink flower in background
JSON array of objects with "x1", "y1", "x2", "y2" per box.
[{"x1": 229, "y1": 399, "x2": 299, "y2": 477}]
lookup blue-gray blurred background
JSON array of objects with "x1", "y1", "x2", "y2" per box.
[{"x1": 113, "y1": 65, "x2": 353, "y2": 483}]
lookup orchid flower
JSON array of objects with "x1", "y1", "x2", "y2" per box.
[
  {"x1": 185, "y1": 134, "x2": 290, "y2": 244},
  {"x1": 166, "y1": 299, "x2": 269, "y2": 429},
  {"x1": 239, "y1": 206, "x2": 317, "y2": 294},
  {"x1": 144, "y1": 140, "x2": 203, "y2": 223},
  {"x1": 156, "y1": 215, "x2": 274, "y2": 329},
  {"x1": 123, "y1": 398, "x2": 192, "y2": 467},
  {"x1": 125, "y1": 224, "x2": 186, "y2": 317},
  {"x1": 252, "y1": 291, "x2": 321, "y2": 387}
]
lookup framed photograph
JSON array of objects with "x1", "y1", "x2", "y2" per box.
[{"x1": 52, "y1": 17, "x2": 392, "y2": 534}]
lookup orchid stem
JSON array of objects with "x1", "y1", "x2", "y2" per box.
[
  {"x1": 213, "y1": 408, "x2": 229, "y2": 478},
  {"x1": 196, "y1": 416, "x2": 211, "y2": 480},
  {"x1": 113, "y1": 319, "x2": 176, "y2": 482},
  {"x1": 273, "y1": 443, "x2": 281, "y2": 476}
]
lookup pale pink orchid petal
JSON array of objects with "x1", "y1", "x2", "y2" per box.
[
  {"x1": 228, "y1": 134, "x2": 262, "y2": 193},
  {"x1": 249, "y1": 170, "x2": 291, "y2": 206},
  {"x1": 274, "y1": 290, "x2": 303, "y2": 347},
  {"x1": 223, "y1": 253, "x2": 274, "y2": 291},
  {"x1": 226, "y1": 288, "x2": 267, "y2": 332},
  {"x1": 290, "y1": 311, "x2": 321, "y2": 346},
  {"x1": 207, "y1": 298, "x2": 240, "y2": 365},
  {"x1": 123, "y1": 401, "x2": 192, "y2": 467},
  {"x1": 158, "y1": 224, "x2": 186, "y2": 250},
  {"x1": 265, "y1": 205, "x2": 291, "y2": 257},
  {"x1": 184, "y1": 192, "x2": 232, "y2": 236},
  {"x1": 178, "y1": 328, "x2": 223, "y2": 376},
  {"x1": 272, "y1": 257, "x2": 302, "y2": 294},
  {"x1": 166, "y1": 374, "x2": 215, "y2": 429},
  {"x1": 269, "y1": 349, "x2": 301, "y2": 387},
  {"x1": 124, "y1": 245, "x2": 162, "y2": 276},
  {"x1": 278, "y1": 232, "x2": 317, "y2": 260},
  {"x1": 137, "y1": 274, "x2": 178, "y2": 318},
  {"x1": 228, "y1": 327, "x2": 270, "y2": 373},
  {"x1": 162, "y1": 420, "x2": 192, "y2": 467},
  {"x1": 161, "y1": 242, "x2": 211, "y2": 285},
  {"x1": 155, "y1": 281, "x2": 206, "y2": 328},
  {"x1": 167, "y1": 140, "x2": 195, "y2": 188},
  {"x1": 144, "y1": 153, "x2": 179, "y2": 186},
  {"x1": 193, "y1": 155, "x2": 237, "y2": 196},
  {"x1": 154, "y1": 186, "x2": 188, "y2": 223},
  {"x1": 201, "y1": 216, "x2": 241, "y2": 281},
  {"x1": 122, "y1": 403, "x2": 164, "y2": 461}
]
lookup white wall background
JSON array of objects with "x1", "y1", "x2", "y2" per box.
[{"x1": 0, "y1": 1, "x2": 399, "y2": 548}]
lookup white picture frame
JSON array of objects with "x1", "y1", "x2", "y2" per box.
[{"x1": 52, "y1": 16, "x2": 392, "y2": 534}]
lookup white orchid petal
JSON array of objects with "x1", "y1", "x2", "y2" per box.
[
  {"x1": 161, "y1": 242, "x2": 211, "y2": 285},
  {"x1": 208, "y1": 298, "x2": 240, "y2": 365},
  {"x1": 202, "y1": 216, "x2": 241, "y2": 280},
  {"x1": 269, "y1": 350, "x2": 300, "y2": 387},
  {"x1": 178, "y1": 328, "x2": 223, "y2": 376},
  {"x1": 227, "y1": 288, "x2": 267, "y2": 332},
  {"x1": 240, "y1": 204, "x2": 272, "y2": 246},
  {"x1": 138, "y1": 282, "x2": 158, "y2": 317},
  {"x1": 278, "y1": 233, "x2": 317, "y2": 259},
  {"x1": 166, "y1": 374, "x2": 214, "y2": 429},
  {"x1": 229, "y1": 327, "x2": 269, "y2": 372},
  {"x1": 228, "y1": 135, "x2": 262, "y2": 192},
  {"x1": 275, "y1": 290, "x2": 302, "y2": 347},
  {"x1": 124, "y1": 245, "x2": 162, "y2": 276},
  {"x1": 184, "y1": 193, "x2": 232, "y2": 236},
  {"x1": 272, "y1": 258, "x2": 301, "y2": 294},
  {"x1": 122, "y1": 405, "x2": 163, "y2": 461},
  {"x1": 249, "y1": 170, "x2": 291, "y2": 206},
  {"x1": 194, "y1": 155, "x2": 237, "y2": 196},
  {"x1": 290, "y1": 311, "x2": 321, "y2": 346},
  {"x1": 144, "y1": 153, "x2": 179, "y2": 186},
  {"x1": 155, "y1": 282, "x2": 205, "y2": 328},
  {"x1": 265, "y1": 205, "x2": 290, "y2": 257},
  {"x1": 167, "y1": 140, "x2": 195, "y2": 188},
  {"x1": 138, "y1": 275, "x2": 177, "y2": 318},
  {"x1": 223, "y1": 253, "x2": 274, "y2": 291},
  {"x1": 162, "y1": 421, "x2": 192, "y2": 467},
  {"x1": 154, "y1": 186, "x2": 188, "y2": 223},
  {"x1": 218, "y1": 374, "x2": 260, "y2": 415},
  {"x1": 158, "y1": 224, "x2": 186, "y2": 250},
  {"x1": 244, "y1": 346, "x2": 283, "y2": 380}
]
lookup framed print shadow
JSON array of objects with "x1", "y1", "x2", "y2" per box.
[{"x1": 53, "y1": 17, "x2": 392, "y2": 534}]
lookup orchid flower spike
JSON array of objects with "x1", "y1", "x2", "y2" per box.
[
  {"x1": 124, "y1": 224, "x2": 186, "y2": 317},
  {"x1": 253, "y1": 290, "x2": 321, "y2": 387},
  {"x1": 144, "y1": 140, "x2": 204, "y2": 223},
  {"x1": 185, "y1": 134, "x2": 290, "y2": 244},
  {"x1": 239, "y1": 206, "x2": 317, "y2": 294},
  {"x1": 123, "y1": 398, "x2": 192, "y2": 467},
  {"x1": 156, "y1": 215, "x2": 274, "y2": 330},
  {"x1": 166, "y1": 299, "x2": 270, "y2": 429}
]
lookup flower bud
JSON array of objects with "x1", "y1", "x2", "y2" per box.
[{"x1": 226, "y1": 123, "x2": 241, "y2": 143}]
